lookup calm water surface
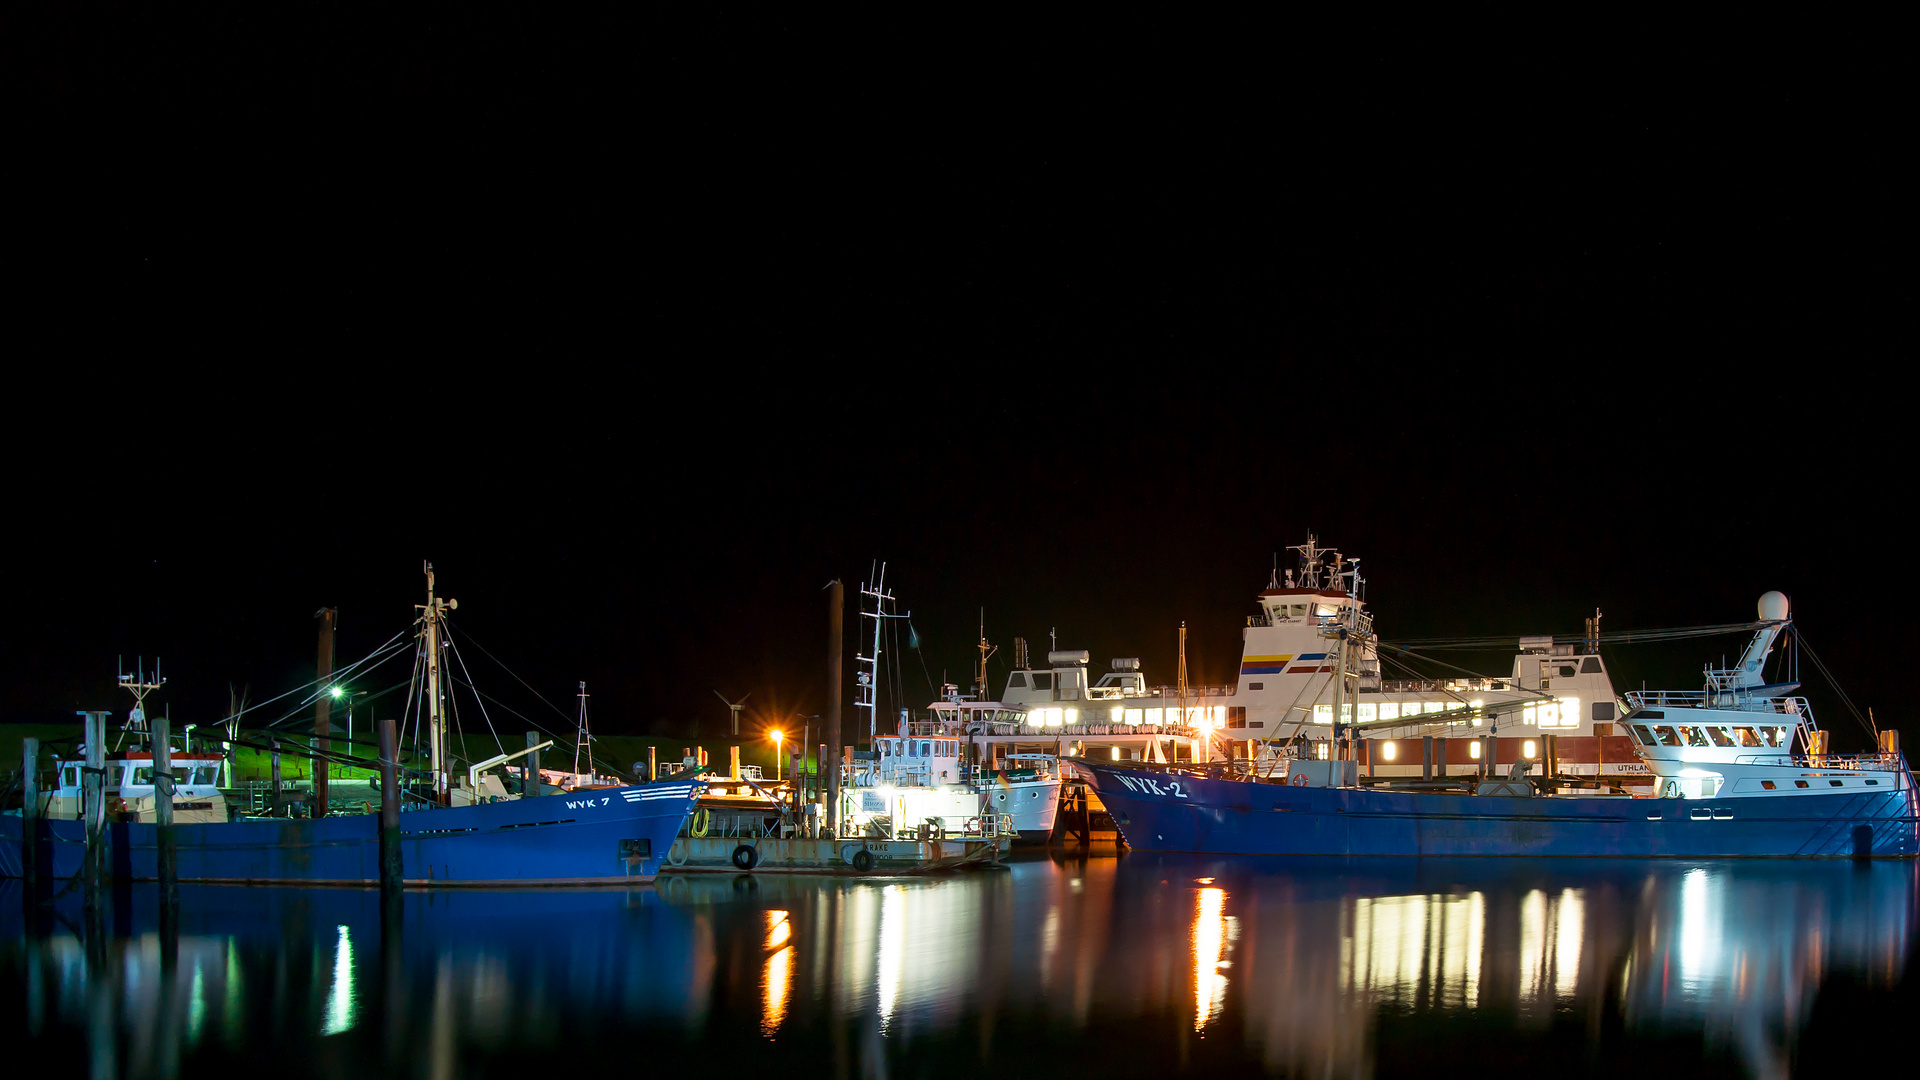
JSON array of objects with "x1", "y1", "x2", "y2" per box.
[{"x1": 5, "y1": 855, "x2": 1916, "y2": 1078}]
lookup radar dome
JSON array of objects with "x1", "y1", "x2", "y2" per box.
[{"x1": 1757, "y1": 591, "x2": 1790, "y2": 622}]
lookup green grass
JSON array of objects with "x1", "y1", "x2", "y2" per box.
[{"x1": 2, "y1": 724, "x2": 807, "y2": 782}]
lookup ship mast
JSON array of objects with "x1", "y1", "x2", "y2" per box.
[
  {"x1": 974, "y1": 610, "x2": 997, "y2": 703},
  {"x1": 856, "y1": 562, "x2": 908, "y2": 741},
  {"x1": 418, "y1": 562, "x2": 457, "y2": 804}
]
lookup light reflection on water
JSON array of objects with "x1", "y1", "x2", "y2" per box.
[{"x1": 3, "y1": 858, "x2": 1914, "y2": 1077}]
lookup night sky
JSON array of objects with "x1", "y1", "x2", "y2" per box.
[{"x1": 10, "y1": 15, "x2": 1907, "y2": 754}]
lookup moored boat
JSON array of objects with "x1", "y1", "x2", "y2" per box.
[{"x1": 1072, "y1": 595, "x2": 1920, "y2": 859}]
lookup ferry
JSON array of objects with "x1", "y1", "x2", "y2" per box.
[
  {"x1": 1, "y1": 566, "x2": 703, "y2": 885},
  {"x1": 1072, "y1": 595, "x2": 1920, "y2": 858}
]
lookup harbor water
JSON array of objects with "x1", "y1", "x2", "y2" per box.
[{"x1": 5, "y1": 855, "x2": 1916, "y2": 1078}]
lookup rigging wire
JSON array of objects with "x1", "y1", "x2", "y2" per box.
[
  {"x1": 262, "y1": 636, "x2": 416, "y2": 729},
  {"x1": 227, "y1": 628, "x2": 410, "y2": 729},
  {"x1": 1387, "y1": 621, "x2": 1764, "y2": 651},
  {"x1": 1790, "y1": 630, "x2": 1878, "y2": 739},
  {"x1": 443, "y1": 623, "x2": 584, "y2": 730},
  {"x1": 908, "y1": 621, "x2": 938, "y2": 699},
  {"x1": 443, "y1": 633, "x2": 509, "y2": 760}
]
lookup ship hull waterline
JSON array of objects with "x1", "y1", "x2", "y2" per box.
[
  {"x1": 1079, "y1": 765, "x2": 1920, "y2": 859},
  {"x1": 1, "y1": 782, "x2": 702, "y2": 886}
]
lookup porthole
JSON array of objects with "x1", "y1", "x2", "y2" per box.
[{"x1": 1829, "y1": 780, "x2": 1844, "y2": 787}]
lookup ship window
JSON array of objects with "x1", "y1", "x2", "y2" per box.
[
  {"x1": 1145, "y1": 708, "x2": 1164, "y2": 725},
  {"x1": 1707, "y1": 727, "x2": 1734, "y2": 747},
  {"x1": 1581, "y1": 658, "x2": 1603, "y2": 674},
  {"x1": 1794, "y1": 780, "x2": 1809, "y2": 788},
  {"x1": 1593, "y1": 701, "x2": 1615, "y2": 722},
  {"x1": 1292, "y1": 605, "x2": 1308, "y2": 617},
  {"x1": 131, "y1": 767, "x2": 154, "y2": 786},
  {"x1": 1125, "y1": 708, "x2": 1143, "y2": 725},
  {"x1": 1866, "y1": 779, "x2": 1880, "y2": 785},
  {"x1": 1761, "y1": 781, "x2": 1776, "y2": 790},
  {"x1": 1379, "y1": 703, "x2": 1400, "y2": 720},
  {"x1": 1631, "y1": 725, "x2": 1656, "y2": 745},
  {"x1": 919, "y1": 741, "x2": 932, "y2": 757},
  {"x1": 1559, "y1": 665, "x2": 1577, "y2": 678},
  {"x1": 1732, "y1": 727, "x2": 1762, "y2": 747},
  {"x1": 1425, "y1": 702, "x2": 1448, "y2": 714},
  {"x1": 1248, "y1": 682, "x2": 1264, "y2": 691},
  {"x1": 1357, "y1": 704, "x2": 1376, "y2": 722},
  {"x1": 1762, "y1": 727, "x2": 1785, "y2": 747},
  {"x1": 1008, "y1": 673, "x2": 1029, "y2": 688},
  {"x1": 1314, "y1": 704, "x2": 1333, "y2": 723},
  {"x1": 1654, "y1": 727, "x2": 1683, "y2": 747},
  {"x1": 1829, "y1": 779, "x2": 1844, "y2": 787},
  {"x1": 1031, "y1": 673, "x2": 1053, "y2": 690},
  {"x1": 1679, "y1": 727, "x2": 1711, "y2": 748},
  {"x1": 64, "y1": 766, "x2": 81, "y2": 787}
]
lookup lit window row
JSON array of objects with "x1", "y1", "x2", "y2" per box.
[{"x1": 1027, "y1": 707, "x2": 1078, "y2": 727}]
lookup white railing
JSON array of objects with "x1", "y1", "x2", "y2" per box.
[
  {"x1": 1729, "y1": 752, "x2": 1905, "y2": 772},
  {"x1": 1625, "y1": 691, "x2": 1815, "y2": 720}
]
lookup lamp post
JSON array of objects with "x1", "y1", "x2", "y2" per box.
[
  {"x1": 331, "y1": 687, "x2": 370, "y2": 765},
  {"x1": 770, "y1": 730, "x2": 784, "y2": 780}
]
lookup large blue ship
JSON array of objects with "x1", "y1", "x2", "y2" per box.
[
  {"x1": 1076, "y1": 593, "x2": 1919, "y2": 859},
  {"x1": 3, "y1": 564, "x2": 703, "y2": 885},
  {"x1": 2, "y1": 781, "x2": 702, "y2": 884}
]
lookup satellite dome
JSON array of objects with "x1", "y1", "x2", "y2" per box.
[{"x1": 1757, "y1": 591, "x2": 1790, "y2": 622}]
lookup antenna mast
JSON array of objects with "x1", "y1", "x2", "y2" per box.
[
  {"x1": 857, "y1": 562, "x2": 909, "y2": 738},
  {"x1": 575, "y1": 681, "x2": 594, "y2": 778},
  {"x1": 116, "y1": 656, "x2": 166, "y2": 750}
]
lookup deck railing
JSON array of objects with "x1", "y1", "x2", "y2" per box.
[{"x1": 1729, "y1": 752, "x2": 1905, "y2": 772}]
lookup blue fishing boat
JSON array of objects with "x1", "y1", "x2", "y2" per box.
[
  {"x1": 3, "y1": 566, "x2": 702, "y2": 885},
  {"x1": 1075, "y1": 593, "x2": 1920, "y2": 858}
]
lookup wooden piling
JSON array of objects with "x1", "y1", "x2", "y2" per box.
[
  {"x1": 526, "y1": 732, "x2": 543, "y2": 796},
  {"x1": 154, "y1": 714, "x2": 177, "y2": 889},
  {"x1": 646, "y1": 746, "x2": 657, "y2": 784},
  {"x1": 1435, "y1": 736, "x2": 1448, "y2": 778},
  {"x1": 80, "y1": 711, "x2": 108, "y2": 890},
  {"x1": 826, "y1": 579, "x2": 844, "y2": 836},
  {"x1": 21, "y1": 736, "x2": 39, "y2": 890},
  {"x1": 379, "y1": 718, "x2": 402, "y2": 893},
  {"x1": 1421, "y1": 736, "x2": 1433, "y2": 782},
  {"x1": 314, "y1": 607, "x2": 336, "y2": 817},
  {"x1": 730, "y1": 745, "x2": 740, "y2": 781},
  {"x1": 270, "y1": 740, "x2": 284, "y2": 817}
]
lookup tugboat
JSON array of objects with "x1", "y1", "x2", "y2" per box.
[
  {"x1": 1074, "y1": 593, "x2": 1919, "y2": 858},
  {"x1": 1, "y1": 565, "x2": 704, "y2": 884}
]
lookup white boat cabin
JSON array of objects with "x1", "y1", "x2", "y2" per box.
[{"x1": 47, "y1": 752, "x2": 231, "y2": 823}]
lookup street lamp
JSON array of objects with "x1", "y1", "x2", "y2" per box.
[
  {"x1": 330, "y1": 687, "x2": 370, "y2": 760},
  {"x1": 770, "y1": 730, "x2": 784, "y2": 780}
]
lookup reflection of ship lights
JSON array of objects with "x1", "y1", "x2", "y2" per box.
[
  {"x1": 762, "y1": 910, "x2": 792, "y2": 1036},
  {"x1": 1680, "y1": 867, "x2": 1713, "y2": 987},
  {"x1": 321, "y1": 924, "x2": 355, "y2": 1036},
  {"x1": 877, "y1": 886, "x2": 905, "y2": 1027},
  {"x1": 1194, "y1": 887, "x2": 1228, "y2": 1031}
]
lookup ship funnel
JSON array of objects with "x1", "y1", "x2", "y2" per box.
[
  {"x1": 1757, "y1": 591, "x2": 1789, "y2": 622},
  {"x1": 1047, "y1": 650, "x2": 1090, "y2": 666}
]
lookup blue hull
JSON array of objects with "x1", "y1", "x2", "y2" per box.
[
  {"x1": 1, "y1": 782, "x2": 700, "y2": 884},
  {"x1": 1083, "y1": 766, "x2": 1920, "y2": 858}
]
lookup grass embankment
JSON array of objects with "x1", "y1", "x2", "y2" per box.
[{"x1": 1, "y1": 724, "x2": 806, "y2": 782}]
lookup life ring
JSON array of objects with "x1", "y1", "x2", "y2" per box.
[
  {"x1": 1291, "y1": 774, "x2": 1309, "y2": 787},
  {"x1": 731, "y1": 844, "x2": 760, "y2": 870},
  {"x1": 689, "y1": 808, "x2": 710, "y2": 837},
  {"x1": 851, "y1": 848, "x2": 875, "y2": 872}
]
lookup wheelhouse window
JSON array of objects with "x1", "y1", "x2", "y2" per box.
[
  {"x1": 1631, "y1": 725, "x2": 1657, "y2": 745},
  {"x1": 1031, "y1": 673, "x2": 1054, "y2": 690},
  {"x1": 131, "y1": 767, "x2": 155, "y2": 786},
  {"x1": 1580, "y1": 658, "x2": 1603, "y2": 674},
  {"x1": 1706, "y1": 727, "x2": 1735, "y2": 748},
  {"x1": 1732, "y1": 727, "x2": 1763, "y2": 747},
  {"x1": 1653, "y1": 727, "x2": 1683, "y2": 747},
  {"x1": 1679, "y1": 727, "x2": 1711, "y2": 748},
  {"x1": 1008, "y1": 673, "x2": 1029, "y2": 688}
]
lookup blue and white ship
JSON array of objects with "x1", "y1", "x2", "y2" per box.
[
  {"x1": 1074, "y1": 593, "x2": 1919, "y2": 858},
  {"x1": 3, "y1": 566, "x2": 702, "y2": 885}
]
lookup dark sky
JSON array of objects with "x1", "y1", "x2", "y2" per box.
[{"x1": 9, "y1": 15, "x2": 1908, "y2": 754}]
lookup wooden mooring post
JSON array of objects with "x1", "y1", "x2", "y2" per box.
[
  {"x1": 153, "y1": 713, "x2": 177, "y2": 891},
  {"x1": 378, "y1": 718, "x2": 402, "y2": 895},
  {"x1": 78, "y1": 710, "x2": 110, "y2": 896},
  {"x1": 270, "y1": 740, "x2": 284, "y2": 817},
  {"x1": 21, "y1": 736, "x2": 40, "y2": 892},
  {"x1": 646, "y1": 746, "x2": 657, "y2": 785},
  {"x1": 526, "y1": 732, "x2": 544, "y2": 796}
]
